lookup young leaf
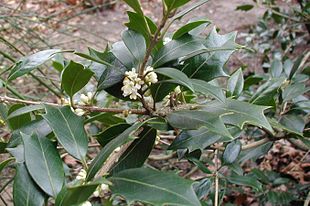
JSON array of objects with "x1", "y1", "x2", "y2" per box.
[
  {"x1": 192, "y1": 79, "x2": 226, "y2": 103},
  {"x1": 152, "y1": 35, "x2": 205, "y2": 67},
  {"x1": 61, "y1": 61, "x2": 94, "y2": 98},
  {"x1": 173, "y1": 20, "x2": 211, "y2": 39},
  {"x1": 13, "y1": 164, "x2": 46, "y2": 206},
  {"x1": 155, "y1": 67, "x2": 194, "y2": 92},
  {"x1": 227, "y1": 68, "x2": 244, "y2": 98},
  {"x1": 110, "y1": 126, "x2": 156, "y2": 175},
  {"x1": 55, "y1": 182, "x2": 101, "y2": 206},
  {"x1": 109, "y1": 168, "x2": 201, "y2": 206},
  {"x1": 201, "y1": 99, "x2": 273, "y2": 132},
  {"x1": 122, "y1": 29, "x2": 146, "y2": 64},
  {"x1": 223, "y1": 140, "x2": 242, "y2": 164},
  {"x1": 123, "y1": 0, "x2": 143, "y2": 15},
  {"x1": 8, "y1": 49, "x2": 61, "y2": 81},
  {"x1": 43, "y1": 105, "x2": 88, "y2": 161},
  {"x1": 166, "y1": 110, "x2": 232, "y2": 138},
  {"x1": 22, "y1": 133, "x2": 65, "y2": 197}
]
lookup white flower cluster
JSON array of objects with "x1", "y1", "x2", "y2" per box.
[
  {"x1": 76, "y1": 169, "x2": 87, "y2": 181},
  {"x1": 63, "y1": 92, "x2": 94, "y2": 116},
  {"x1": 121, "y1": 66, "x2": 158, "y2": 100},
  {"x1": 93, "y1": 183, "x2": 110, "y2": 197}
]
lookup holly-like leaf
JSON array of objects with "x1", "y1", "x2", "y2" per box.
[
  {"x1": 8, "y1": 49, "x2": 61, "y2": 81},
  {"x1": 110, "y1": 126, "x2": 156, "y2": 175},
  {"x1": 122, "y1": 29, "x2": 146, "y2": 63},
  {"x1": 201, "y1": 99, "x2": 273, "y2": 132},
  {"x1": 192, "y1": 79, "x2": 226, "y2": 103},
  {"x1": 155, "y1": 67, "x2": 194, "y2": 91},
  {"x1": 55, "y1": 182, "x2": 101, "y2": 206},
  {"x1": 61, "y1": 61, "x2": 94, "y2": 98},
  {"x1": 227, "y1": 68, "x2": 244, "y2": 98},
  {"x1": 223, "y1": 140, "x2": 242, "y2": 164},
  {"x1": 238, "y1": 142, "x2": 273, "y2": 163},
  {"x1": 166, "y1": 110, "x2": 232, "y2": 138},
  {"x1": 152, "y1": 35, "x2": 205, "y2": 67},
  {"x1": 181, "y1": 28, "x2": 238, "y2": 81},
  {"x1": 22, "y1": 133, "x2": 64, "y2": 197},
  {"x1": 110, "y1": 168, "x2": 201, "y2": 206},
  {"x1": 13, "y1": 164, "x2": 46, "y2": 206},
  {"x1": 43, "y1": 105, "x2": 88, "y2": 161},
  {"x1": 173, "y1": 20, "x2": 211, "y2": 39}
]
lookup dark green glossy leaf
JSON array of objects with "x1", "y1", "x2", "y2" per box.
[
  {"x1": 201, "y1": 99, "x2": 273, "y2": 132},
  {"x1": 152, "y1": 35, "x2": 205, "y2": 67},
  {"x1": 166, "y1": 110, "x2": 232, "y2": 138},
  {"x1": 238, "y1": 142, "x2": 273, "y2": 163},
  {"x1": 227, "y1": 174, "x2": 262, "y2": 191},
  {"x1": 270, "y1": 59, "x2": 283, "y2": 78},
  {"x1": 22, "y1": 133, "x2": 64, "y2": 197},
  {"x1": 267, "y1": 191, "x2": 295, "y2": 205},
  {"x1": 86, "y1": 121, "x2": 146, "y2": 181},
  {"x1": 61, "y1": 61, "x2": 94, "y2": 98},
  {"x1": 110, "y1": 168, "x2": 201, "y2": 206},
  {"x1": 282, "y1": 83, "x2": 309, "y2": 102},
  {"x1": 13, "y1": 164, "x2": 46, "y2": 206},
  {"x1": 122, "y1": 29, "x2": 146, "y2": 63},
  {"x1": 193, "y1": 179, "x2": 212, "y2": 200},
  {"x1": 227, "y1": 68, "x2": 244, "y2": 98},
  {"x1": 7, "y1": 104, "x2": 44, "y2": 119},
  {"x1": 235, "y1": 4, "x2": 254, "y2": 11},
  {"x1": 123, "y1": 0, "x2": 143, "y2": 15},
  {"x1": 288, "y1": 54, "x2": 305, "y2": 80},
  {"x1": 192, "y1": 79, "x2": 226, "y2": 103},
  {"x1": 8, "y1": 49, "x2": 61, "y2": 81},
  {"x1": 155, "y1": 67, "x2": 194, "y2": 91},
  {"x1": 223, "y1": 140, "x2": 241, "y2": 164},
  {"x1": 74, "y1": 48, "x2": 113, "y2": 67},
  {"x1": 0, "y1": 141, "x2": 7, "y2": 154},
  {"x1": 96, "y1": 123, "x2": 131, "y2": 147},
  {"x1": 43, "y1": 105, "x2": 88, "y2": 160},
  {"x1": 8, "y1": 104, "x2": 31, "y2": 130},
  {"x1": 6, "y1": 145, "x2": 24, "y2": 163},
  {"x1": 173, "y1": 20, "x2": 210, "y2": 39},
  {"x1": 164, "y1": 0, "x2": 190, "y2": 11},
  {"x1": 146, "y1": 117, "x2": 169, "y2": 131},
  {"x1": 279, "y1": 114, "x2": 305, "y2": 135},
  {"x1": 55, "y1": 182, "x2": 101, "y2": 206},
  {"x1": 85, "y1": 112, "x2": 125, "y2": 125},
  {"x1": 110, "y1": 126, "x2": 156, "y2": 175}
]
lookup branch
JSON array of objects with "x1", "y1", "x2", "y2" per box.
[{"x1": 0, "y1": 95, "x2": 148, "y2": 115}]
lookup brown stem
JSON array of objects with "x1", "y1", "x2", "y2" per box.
[{"x1": 0, "y1": 95, "x2": 147, "y2": 115}]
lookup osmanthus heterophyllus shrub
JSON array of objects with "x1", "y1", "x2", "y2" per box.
[{"x1": 0, "y1": 0, "x2": 309, "y2": 205}]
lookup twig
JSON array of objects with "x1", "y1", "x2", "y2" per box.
[
  {"x1": 0, "y1": 95, "x2": 147, "y2": 115},
  {"x1": 214, "y1": 149, "x2": 219, "y2": 206},
  {"x1": 148, "y1": 152, "x2": 176, "y2": 161}
]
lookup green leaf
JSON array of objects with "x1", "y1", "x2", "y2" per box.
[
  {"x1": 96, "y1": 123, "x2": 131, "y2": 147},
  {"x1": 86, "y1": 121, "x2": 146, "y2": 181},
  {"x1": 8, "y1": 49, "x2": 61, "y2": 81},
  {"x1": 288, "y1": 54, "x2": 305, "y2": 80},
  {"x1": 238, "y1": 142, "x2": 273, "y2": 163},
  {"x1": 227, "y1": 174, "x2": 262, "y2": 191},
  {"x1": 112, "y1": 41, "x2": 138, "y2": 69},
  {"x1": 122, "y1": 29, "x2": 146, "y2": 64},
  {"x1": 164, "y1": 0, "x2": 191, "y2": 11},
  {"x1": 169, "y1": 127, "x2": 222, "y2": 152},
  {"x1": 173, "y1": 0, "x2": 209, "y2": 20},
  {"x1": 173, "y1": 20, "x2": 210, "y2": 39},
  {"x1": 282, "y1": 83, "x2": 309, "y2": 102},
  {"x1": 223, "y1": 140, "x2": 241, "y2": 164},
  {"x1": 192, "y1": 79, "x2": 226, "y2": 103},
  {"x1": 55, "y1": 182, "x2": 101, "y2": 206},
  {"x1": 7, "y1": 104, "x2": 44, "y2": 119},
  {"x1": 166, "y1": 110, "x2": 232, "y2": 138},
  {"x1": 110, "y1": 168, "x2": 201, "y2": 206},
  {"x1": 61, "y1": 61, "x2": 94, "y2": 98},
  {"x1": 235, "y1": 4, "x2": 254, "y2": 11},
  {"x1": 267, "y1": 191, "x2": 295, "y2": 205},
  {"x1": 268, "y1": 118, "x2": 303, "y2": 136},
  {"x1": 22, "y1": 133, "x2": 64, "y2": 197},
  {"x1": 155, "y1": 67, "x2": 194, "y2": 91},
  {"x1": 250, "y1": 77, "x2": 286, "y2": 106},
  {"x1": 181, "y1": 28, "x2": 238, "y2": 81},
  {"x1": 0, "y1": 157, "x2": 14, "y2": 173},
  {"x1": 152, "y1": 35, "x2": 205, "y2": 67},
  {"x1": 74, "y1": 48, "x2": 113, "y2": 67},
  {"x1": 0, "y1": 141, "x2": 7, "y2": 154},
  {"x1": 13, "y1": 164, "x2": 46, "y2": 206},
  {"x1": 8, "y1": 104, "x2": 31, "y2": 130},
  {"x1": 85, "y1": 113, "x2": 125, "y2": 125},
  {"x1": 227, "y1": 68, "x2": 244, "y2": 98},
  {"x1": 123, "y1": 0, "x2": 143, "y2": 14},
  {"x1": 43, "y1": 105, "x2": 88, "y2": 160},
  {"x1": 270, "y1": 59, "x2": 283, "y2": 78},
  {"x1": 279, "y1": 114, "x2": 305, "y2": 135},
  {"x1": 110, "y1": 126, "x2": 156, "y2": 175}
]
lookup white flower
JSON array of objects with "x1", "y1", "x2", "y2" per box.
[
  {"x1": 101, "y1": 183, "x2": 109, "y2": 191},
  {"x1": 114, "y1": 147, "x2": 121, "y2": 153},
  {"x1": 121, "y1": 69, "x2": 143, "y2": 100},
  {"x1": 145, "y1": 72, "x2": 158, "y2": 85},
  {"x1": 80, "y1": 94, "x2": 89, "y2": 104},
  {"x1": 76, "y1": 169, "x2": 87, "y2": 180},
  {"x1": 163, "y1": 37, "x2": 172, "y2": 45},
  {"x1": 93, "y1": 190, "x2": 100, "y2": 197},
  {"x1": 145, "y1": 66, "x2": 154, "y2": 73},
  {"x1": 125, "y1": 68, "x2": 138, "y2": 80},
  {"x1": 87, "y1": 92, "x2": 93, "y2": 100},
  {"x1": 74, "y1": 108, "x2": 85, "y2": 116},
  {"x1": 129, "y1": 89, "x2": 141, "y2": 100},
  {"x1": 80, "y1": 201, "x2": 92, "y2": 206}
]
